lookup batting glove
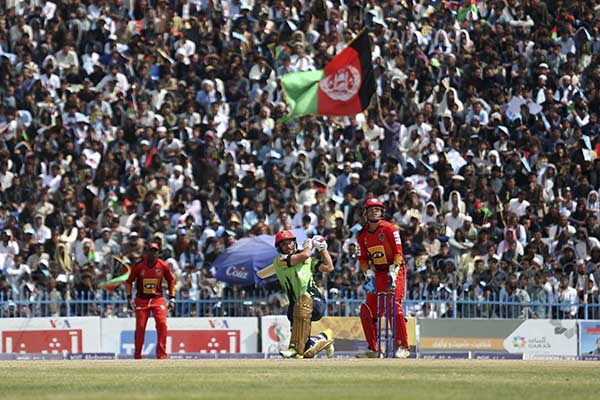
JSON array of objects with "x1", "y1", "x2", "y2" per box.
[
  {"x1": 168, "y1": 297, "x2": 175, "y2": 311},
  {"x1": 302, "y1": 239, "x2": 313, "y2": 251},
  {"x1": 312, "y1": 235, "x2": 328, "y2": 251},
  {"x1": 363, "y1": 269, "x2": 376, "y2": 294}
]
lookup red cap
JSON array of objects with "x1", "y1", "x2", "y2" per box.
[{"x1": 149, "y1": 242, "x2": 160, "y2": 250}]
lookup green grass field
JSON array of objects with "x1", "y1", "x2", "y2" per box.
[{"x1": 0, "y1": 359, "x2": 598, "y2": 400}]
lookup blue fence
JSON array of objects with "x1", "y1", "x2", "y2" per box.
[{"x1": 1, "y1": 291, "x2": 599, "y2": 320}]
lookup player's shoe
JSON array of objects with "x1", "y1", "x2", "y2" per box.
[
  {"x1": 323, "y1": 329, "x2": 335, "y2": 358},
  {"x1": 355, "y1": 350, "x2": 378, "y2": 358},
  {"x1": 280, "y1": 346, "x2": 298, "y2": 359},
  {"x1": 395, "y1": 347, "x2": 410, "y2": 359}
]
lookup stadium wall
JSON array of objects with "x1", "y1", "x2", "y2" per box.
[{"x1": 0, "y1": 317, "x2": 595, "y2": 357}]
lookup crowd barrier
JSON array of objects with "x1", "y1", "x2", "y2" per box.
[
  {"x1": 2, "y1": 291, "x2": 599, "y2": 320},
  {"x1": 1, "y1": 316, "x2": 599, "y2": 358}
]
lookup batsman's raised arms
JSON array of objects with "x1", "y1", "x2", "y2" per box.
[{"x1": 256, "y1": 264, "x2": 275, "y2": 279}]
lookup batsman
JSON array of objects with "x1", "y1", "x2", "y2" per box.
[
  {"x1": 356, "y1": 198, "x2": 410, "y2": 358},
  {"x1": 272, "y1": 230, "x2": 335, "y2": 359}
]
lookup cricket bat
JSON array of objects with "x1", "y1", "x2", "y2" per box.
[{"x1": 256, "y1": 264, "x2": 275, "y2": 279}]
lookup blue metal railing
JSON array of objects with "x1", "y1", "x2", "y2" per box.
[{"x1": 1, "y1": 290, "x2": 598, "y2": 320}]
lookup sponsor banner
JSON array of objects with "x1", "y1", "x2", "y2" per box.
[
  {"x1": 68, "y1": 353, "x2": 116, "y2": 360},
  {"x1": 420, "y1": 319, "x2": 578, "y2": 356},
  {"x1": 578, "y1": 321, "x2": 600, "y2": 356},
  {"x1": 101, "y1": 317, "x2": 258, "y2": 356},
  {"x1": 261, "y1": 315, "x2": 290, "y2": 353},
  {"x1": 420, "y1": 337, "x2": 505, "y2": 351},
  {"x1": 473, "y1": 352, "x2": 523, "y2": 360},
  {"x1": 419, "y1": 352, "x2": 469, "y2": 359},
  {"x1": 522, "y1": 354, "x2": 578, "y2": 361},
  {"x1": 15, "y1": 353, "x2": 65, "y2": 360},
  {"x1": 503, "y1": 320, "x2": 577, "y2": 356},
  {"x1": 260, "y1": 316, "x2": 416, "y2": 353},
  {"x1": 169, "y1": 353, "x2": 266, "y2": 360},
  {"x1": 580, "y1": 354, "x2": 600, "y2": 361},
  {"x1": 419, "y1": 319, "x2": 522, "y2": 352},
  {"x1": 0, "y1": 317, "x2": 100, "y2": 354}
]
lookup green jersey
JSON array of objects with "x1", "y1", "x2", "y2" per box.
[{"x1": 273, "y1": 252, "x2": 320, "y2": 302}]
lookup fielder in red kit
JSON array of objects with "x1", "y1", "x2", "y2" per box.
[
  {"x1": 356, "y1": 198, "x2": 410, "y2": 358},
  {"x1": 125, "y1": 242, "x2": 176, "y2": 359}
]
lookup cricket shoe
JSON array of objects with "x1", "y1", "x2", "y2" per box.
[
  {"x1": 280, "y1": 346, "x2": 298, "y2": 359},
  {"x1": 355, "y1": 350, "x2": 378, "y2": 359},
  {"x1": 323, "y1": 329, "x2": 335, "y2": 358},
  {"x1": 395, "y1": 347, "x2": 410, "y2": 359}
]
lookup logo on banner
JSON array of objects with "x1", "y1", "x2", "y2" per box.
[
  {"x1": 503, "y1": 320, "x2": 577, "y2": 356},
  {"x1": 49, "y1": 319, "x2": 72, "y2": 329},
  {"x1": 208, "y1": 319, "x2": 230, "y2": 329},
  {"x1": 265, "y1": 321, "x2": 290, "y2": 353},
  {"x1": 268, "y1": 324, "x2": 288, "y2": 343},
  {"x1": 3, "y1": 329, "x2": 82, "y2": 354},
  {"x1": 226, "y1": 266, "x2": 249, "y2": 280},
  {"x1": 511, "y1": 336, "x2": 526, "y2": 349},
  {"x1": 120, "y1": 330, "x2": 240, "y2": 355}
]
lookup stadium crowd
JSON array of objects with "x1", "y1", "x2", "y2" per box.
[{"x1": 1, "y1": 0, "x2": 600, "y2": 320}]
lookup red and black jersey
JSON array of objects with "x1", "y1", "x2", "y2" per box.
[
  {"x1": 356, "y1": 220, "x2": 404, "y2": 271},
  {"x1": 125, "y1": 257, "x2": 176, "y2": 299}
]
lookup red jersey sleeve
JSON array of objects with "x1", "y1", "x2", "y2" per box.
[
  {"x1": 382, "y1": 221, "x2": 404, "y2": 264},
  {"x1": 161, "y1": 260, "x2": 176, "y2": 298},
  {"x1": 356, "y1": 228, "x2": 369, "y2": 263}
]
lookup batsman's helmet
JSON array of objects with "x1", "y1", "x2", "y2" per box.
[{"x1": 275, "y1": 230, "x2": 296, "y2": 247}]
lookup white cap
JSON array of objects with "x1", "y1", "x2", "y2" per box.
[
  {"x1": 350, "y1": 173, "x2": 360, "y2": 179},
  {"x1": 39, "y1": 259, "x2": 49, "y2": 267},
  {"x1": 140, "y1": 139, "x2": 150, "y2": 146}
]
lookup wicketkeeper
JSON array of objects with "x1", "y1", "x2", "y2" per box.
[
  {"x1": 125, "y1": 241, "x2": 176, "y2": 359},
  {"x1": 356, "y1": 198, "x2": 410, "y2": 358},
  {"x1": 273, "y1": 230, "x2": 336, "y2": 359}
]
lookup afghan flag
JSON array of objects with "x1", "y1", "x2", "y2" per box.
[
  {"x1": 551, "y1": 26, "x2": 558, "y2": 41},
  {"x1": 281, "y1": 29, "x2": 375, "y2": 122}
]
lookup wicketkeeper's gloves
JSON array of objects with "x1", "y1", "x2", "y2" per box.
[
  {"x1": 363, "y1": 269, "x2": 376, "y2": 294},
  {"x1": 387, "y1": 264, "x2": 400, "y2": 290}
]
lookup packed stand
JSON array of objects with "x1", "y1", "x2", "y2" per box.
[{"x1": 0, "y1": 0, "x2": 599, "y2": 319}]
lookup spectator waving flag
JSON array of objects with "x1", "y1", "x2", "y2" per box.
[{"x1": 280, "y1": 29, "x2": 375, "y2": 122}]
